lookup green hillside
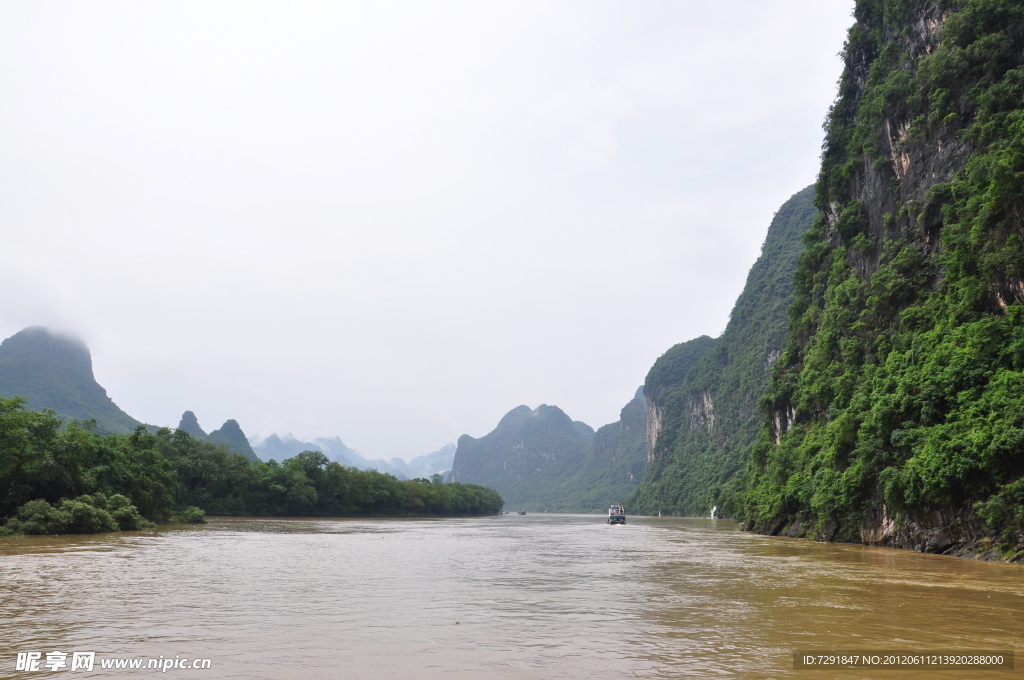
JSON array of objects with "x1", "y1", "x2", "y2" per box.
[
  {"x1": 744, "y1": 0, "x2": 1024, "y2": 556},
  {"x1": 0, "y1": 327, "x2": 142, "y2": 434},
  {"x1": 449, "y1": 404, "x2": 594, "y2": 510},
  {"x1": 630, "y1": 186, "x2": 817, "y2": 517},
  {"x1": 448, "y1": 388, "x2": 651, "y2": 513}
]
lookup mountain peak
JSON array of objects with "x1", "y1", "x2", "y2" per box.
[
  {"x1": 0, "y1": 326, "x2": 141, "y2": 434},
  {"x1": 0, "y1": 326, "x2": 92, "y2": 378},
  {"x1": 207, "y1": 419, "x2": 259, "y2": 462},
  {"x1": 177, "y1": 410, "x2": 207, "y2": 438}
]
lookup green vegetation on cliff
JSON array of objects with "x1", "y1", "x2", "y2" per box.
[
  {"x1": 630, "y1": 186, "x2": 817, "y2": 517},
  {"x1": 744, "y1": 0, "x2": 1024, "y2": 552}
]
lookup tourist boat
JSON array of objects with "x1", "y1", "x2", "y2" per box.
[
  {"x1": 517, "y1": 510, "x2": 526, "y2": 515},
  {"x1": 607, "y1": 504, "x2": 626, "y2": 525}
]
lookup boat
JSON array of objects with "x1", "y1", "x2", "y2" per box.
[
  {"x1": 517, "y1": 510, "x2": 526, "y2": 515},
  {"x1": 607, "y1": 504, "x2": 626, "y2": 525}
]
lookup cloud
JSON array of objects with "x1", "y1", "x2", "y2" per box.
[{"x1": 0, "y1": 1, "x2": 854, "y2": 459}]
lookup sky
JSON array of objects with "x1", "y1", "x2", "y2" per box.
[{"x1": 1, "y1": 1, "x2": 855, "y2": 460}]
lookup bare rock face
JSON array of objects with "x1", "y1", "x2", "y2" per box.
[
  {"x1": 645, "y1": 399, "x2": 663, "y2": 463},
  {"x1": 687, "y1": 392, "x2": 715, "y2": 434}
]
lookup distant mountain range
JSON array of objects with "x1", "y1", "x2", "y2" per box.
[
  {"x1": 248, "y1": 434, "x2": 455, "y2": 480},
  {"x1": 178, "y1": 410, "x2": 259, "y2": 462},
  {"x1": 448, "y1": 390, "x2": 646, "y2": 512},
  {"x1": 0, "y1": 326, "x2": 643, "y2": 510}
]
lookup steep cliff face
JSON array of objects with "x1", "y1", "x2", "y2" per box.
[
  {"x1": 745, "y1": 0, "x2": 1024, "y2": 559},
  {"x1": 0, "y1": 327, "x2": 143, "y2": 434},
  {"x1": 449, "y1": 404, "x2": 593, "y2": 510},
  {"x1": 630, "y1": 187, "x2": 817, "y2": 516},
  {"x1": 642, "y1": 335, "x2": 716, "y2": 467}
]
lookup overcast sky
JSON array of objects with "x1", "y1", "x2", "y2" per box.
[{"x1": 1, "y1": 1, "x2": 855, "y2": 460}]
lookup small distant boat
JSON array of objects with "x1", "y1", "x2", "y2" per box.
[
  {"x1": 517, "y1": 510, "x2": 526, "y2": 515},
  {"x1": 607, "y1": 504, "x2": 626, "y2": 525}
]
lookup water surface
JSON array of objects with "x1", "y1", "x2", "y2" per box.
[{"x1": 1, "y1": 515, "x2": 1021, "y2": 679}]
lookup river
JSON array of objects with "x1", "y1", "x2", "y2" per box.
[{"x1": 1, "y1": 514, "x2": 1021, "y2": 679}]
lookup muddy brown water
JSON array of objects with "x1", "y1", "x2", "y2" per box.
[{"x1": 1, "y1": 514, "x2": 1021, "y2": 679}]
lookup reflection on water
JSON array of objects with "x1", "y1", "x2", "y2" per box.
[{"x1": 1, "y1": 515, "x2": 1021, "y2": 679}]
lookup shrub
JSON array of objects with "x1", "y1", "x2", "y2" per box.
[
  {"x1": 58, "y1": 497, "x2": 118, "y2": 534},
  {"x1": 179, "y1": 506, "x2": 206, "y2": 524},
  {"x1": 107, "y1": 494, "x2": 155, "y2": 530},
  {"x1": 0, "y1": 499, "x2": 70, "y2": 535}
]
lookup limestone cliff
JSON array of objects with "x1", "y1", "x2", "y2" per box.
[{"x1": 745, "y1": 0, "x2": 1024, "y2": 561}]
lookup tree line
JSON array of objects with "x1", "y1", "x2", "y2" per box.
[{"x1": 0, "y1": 397, "x2": 503, "y2": 535}]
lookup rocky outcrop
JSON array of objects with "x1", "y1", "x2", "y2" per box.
[
  {"x1": 858, "y1": 504, "x2": 1024, "y2": 562},
  {"x1": 645, "y1": 399, "x2": 663, "y2": 463}
]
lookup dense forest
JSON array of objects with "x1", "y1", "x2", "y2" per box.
[
  {"x1": 0, "y1": 397, "x2": 502, "y2": 535},
  {"x1": 744, "y1": 0, "x2": 1024, "y2": 555}
]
